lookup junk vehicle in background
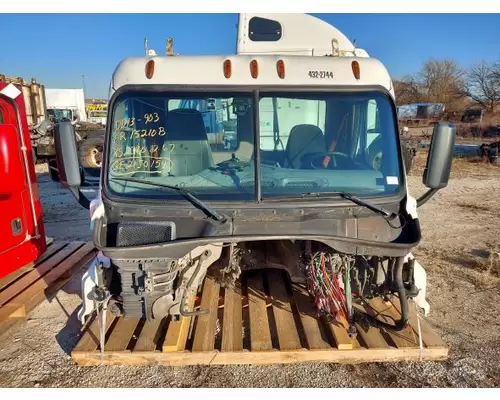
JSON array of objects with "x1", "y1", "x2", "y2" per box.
[
  {"x1": 53, "y1": 13, "x2": 456, "y2": 338},
  {"x1": 87, "y1": 102, "x2": 108, "y2": 126},
  {"x1": 397, "y1": 102, "x2": 446, "y2": 127},
  {"x1": 0, "y1": 81, "x2": 49, "y2": 279},
  {"x1": 45, "y1": 88, "x2": 87, "y2": 123},
  {"x1": 0, "y1": 75, "x2": 105, "y2": 180}
]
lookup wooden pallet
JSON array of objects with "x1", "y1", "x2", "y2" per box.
[
  {"x1": 71, "y1": 269, "x2": 449, "y2": 366},
  {"x1": 0, "y1": 240, "x2": 97, "y2": 336}
]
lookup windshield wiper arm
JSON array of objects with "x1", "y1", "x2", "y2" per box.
[
  {"x1": 301, "y1": 191, "x2": 397, "y2": 219},
  {"x1": 110, "y1": 176, "x2": 228, "y2": 223}
]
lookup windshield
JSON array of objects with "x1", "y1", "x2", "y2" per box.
[
  {"x1": 48, "y1": 109, "x2": 73, "y2": 123},
  {"x1": 106, "y1": 90, "x2": 402, "y2": 201}
]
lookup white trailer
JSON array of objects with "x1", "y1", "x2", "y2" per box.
[{"x1": 45, "y1": 88, "x2": 87, "y2": 122}]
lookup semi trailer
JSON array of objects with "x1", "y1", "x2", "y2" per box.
[{"x1": 53, "y1": 13, "x2": 456, "y2": 338}]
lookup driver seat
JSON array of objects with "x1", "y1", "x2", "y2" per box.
[
  {"x1": 284, "y1": 124, "x2": 326, "y2": 169},
  {"x1": 161, "y1": 108, "x2": 215, "y2": 176}
]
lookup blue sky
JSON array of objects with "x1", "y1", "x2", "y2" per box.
[{"x1": 1, "y1": 13, "x2": 499, "y2": 98}]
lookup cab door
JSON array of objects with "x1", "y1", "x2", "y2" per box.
[
  {"x1": 0, "y1": 84, "x2": 47, "y2": 280},
  {"x1": 0, "y1": 96, "x2": 30, "y2": 256}
]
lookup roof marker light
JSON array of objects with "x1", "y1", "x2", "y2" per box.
[
  {"x1": 351, "y1": 60, "x2": 360, "y2": 80},
  {"x1": 250, "y1": 60, "x2": 258, "y2": 79},
  {"x1": 277, "y1": 60, "x2": 285, "y2": 79},
  {"x1": 223, "y1": 59, "x2": 232, "y2": 78},
  {"x1": 145, "y1": 59, "x2": 155, "y2": 79}
]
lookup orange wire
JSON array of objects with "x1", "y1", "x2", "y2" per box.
[{"x1": 320, "y1": 254, "x2": 347, "y2": 320}]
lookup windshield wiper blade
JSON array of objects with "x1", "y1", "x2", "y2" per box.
[
  {"x1": 110, "y1": 176, "x2": 228, "y2": 223},
  {"x1": 301, "y1": 191, "x2": 397, "y2": 219}
]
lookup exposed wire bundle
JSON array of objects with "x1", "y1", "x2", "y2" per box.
[{"x1": 306, "y1": 252, "x2": 348, "y2": 321}]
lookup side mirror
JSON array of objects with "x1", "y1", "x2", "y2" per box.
[
  {"x1": 417, "y1": 122, "x2": 456, "y2": 207},
  {"x1": 0, "y1": 124, "x2": 25, "y2": 193},
  {"x1": 53, "y1": 122, "x2": 91, "y2": 209}
]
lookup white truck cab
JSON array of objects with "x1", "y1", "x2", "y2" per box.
[{"x1": 54, "y1": 13, "x2": 456, "y2": 331}]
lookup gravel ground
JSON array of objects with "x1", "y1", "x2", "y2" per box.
[{"x1": 0, "y1": 154, "x2": 499, "y2": 388}]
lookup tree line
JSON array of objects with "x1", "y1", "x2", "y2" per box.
[{"x1": 393, "y1": 58, "x2": 500, "y2": 115}]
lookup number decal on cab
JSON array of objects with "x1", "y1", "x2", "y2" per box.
[{"x1": 308, "y1": 70, "x2": 334, "y2": 79}]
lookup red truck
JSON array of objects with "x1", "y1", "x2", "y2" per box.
[{"x1": 0, "y1": 81, "x2": 48, "y2": 279}]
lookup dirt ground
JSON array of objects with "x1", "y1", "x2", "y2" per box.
[{"x1": 0, "y1": 154, "x2": 499, "y2": 388}]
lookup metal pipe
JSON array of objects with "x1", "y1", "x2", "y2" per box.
[{"x1": 416, "y1": 188, "x2": 439, "y2": 208}]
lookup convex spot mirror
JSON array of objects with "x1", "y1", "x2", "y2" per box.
[{"x1": 423, "y1": 121, "x2": 456, "y2": 189}]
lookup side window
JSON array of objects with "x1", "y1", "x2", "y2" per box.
[
  {"x1": 249, "y1": 17, "x2": 282, "y2": 42},
  {"x1": 259, "y1": 97, "x2": 326, "y2": 151}
]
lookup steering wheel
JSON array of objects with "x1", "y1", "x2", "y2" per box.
[{"x1": 300, "y1": 151, "x2": 355, "y2": 169}]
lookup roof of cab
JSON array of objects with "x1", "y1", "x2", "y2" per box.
[{"x1": 109, "y1": 54, "x2": 394, "y2": 97}]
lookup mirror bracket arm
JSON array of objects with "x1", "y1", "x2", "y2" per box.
[
  {"x1": 416, "y1": 188, "x2": 439, "y2": 208},
  {"x1": 69, "y1": 187, "x2": 91, "y2": 210}
]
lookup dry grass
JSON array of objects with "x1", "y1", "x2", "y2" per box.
[
  {"x1": 410, "y1": 150, "x2": 500, "y2": 180},
  {"x1": 456, "y1": 202, "x2": 493, "y2": 213},
  {"x1": 441, "y1": 253, "x2": 500, "y2": 278}
]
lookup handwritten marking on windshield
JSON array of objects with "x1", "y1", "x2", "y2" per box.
[
  {"x1": 110, "y1": 156, "x2": 173, "y2": 176},
  {"x1": 115, "y1": 118, "x2": 135, "y2": 130},
  {"x1": 129, "y1": 127, "x2": 167, "y2": 139},
  {"x1": 112, "y1": 143, "x2": 176, "y2": 159},
  {"x1": 115, "y1": 112, "x2": 160, "y2": 130},
  {"x1": 144, "y1": 113, "x2": 160, "y2": 123}
]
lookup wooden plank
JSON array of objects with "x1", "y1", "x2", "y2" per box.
[
  {"x1": 34, "y1": 241, "x2": 69, "y2": 266},
  {"x1": 389, "y1": 295, "x2": 448, "y2": 349},
  {"x1": 70, "y1": 271, "x2": 449, "y2": 367},
  {"x1": 136, "y1": 317, "x2": 164, "y2": 352},
  {"x1": 290, "y1": 283, "x2": 332, "y2": 350},
  {"x1": 353, "y1": 303, "x2": 390, "y2": 349},
  {"x1": 246, "y1": 272, "x2": 272, "y2": 351},
  {"x1": 162, "y1": 296, "x2": 195, "y2": 352},
  {"x1": 0, "y1": 263, "x2": 35, "y2": 292},
  {"x1": 267, "y1": 270, "x2": 302, "y2": 350},
  {"x1": 366, "y1": 297, "x2": 419, "y2": 348},
  {"x1": 104, "y1": 317, "x2": 141, "y2": 351},
  {"x1": 0, "y1": 243, "x2": 96, "y2": 323},
  {"x1": 191, "y1": 276, "x2": 220, "y2": 352},
  {"x1": 322, "y1": 315, "x2": 353, "y2": 350},
  {"x1": 336, "y1": 315, "x2": 362, "y2": 349},
  {"x1": 2, "y1": 303, "x2": 26, "y2": 319},
  {"x1": 71, "y1": 346, "x2": 449, "y2": 367},
  {"x1": 0, "y1": 242, "x2": 84, "y2": 306},
  {"x1": 73, "y1": 308, "x2": 116, "y2": 353},
  {"x1": 221, "y1": 283, "x2": 243, "y2": 352},
  {"x1": 0, "y1": 241, "x2": 68, "y2": 291}
]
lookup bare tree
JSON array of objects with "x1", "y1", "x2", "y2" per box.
[
  {"x1": 394, "y1": 76, "x2": 422, "y2": 104},
  {"x1": 463, "y1": 61, "x2": 500, "y2": 113},
  {"x1": 418, "y1": 59, "x2": 466, "y2": 110},
  {"x1": 394, "y1": 58, "x2": 467, "y2": 111}
]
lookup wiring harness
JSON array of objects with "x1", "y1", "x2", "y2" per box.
[{"x1": 306, "y1": 251, "x2": 349, "y2": 322}]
